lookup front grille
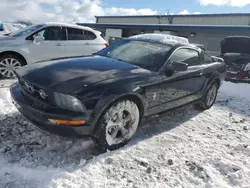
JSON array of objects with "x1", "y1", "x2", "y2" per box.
[
  {"x1": 19, "y1": 78, "x2": 48, "y2": 101},
  {"x1": 18, "y1": 77, "x2": 57, "y2": 110}
]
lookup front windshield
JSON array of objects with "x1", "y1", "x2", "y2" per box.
[
  {"x1": 97, "y1": 40, "x2": 172, "y2": 71},
  {"x1": 9, "y1": 24, "x2": 44, "y2": 37}
]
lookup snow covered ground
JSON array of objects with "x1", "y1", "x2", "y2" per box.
[{"x1": 0, "y1": 80, "x2": 249, "y2": 188}]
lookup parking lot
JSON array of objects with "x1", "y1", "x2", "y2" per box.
[
  {"x1": 0, "y1": 14, "x2": 250, "y2": 188},
  {"x1": 0, "y1": 79, "x2": 250, "y2": 188}
]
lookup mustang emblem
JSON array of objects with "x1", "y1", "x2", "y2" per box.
[{"x1": 24, "y1": 82, "x2": 35, "y2": 93}]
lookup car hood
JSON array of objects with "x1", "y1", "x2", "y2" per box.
[
  {"x1": 17, "y1": 56, "x2": 150, "y2": 93},
  {"x1": 221, "y1": 36, "x2": 250, "y2": 55}
]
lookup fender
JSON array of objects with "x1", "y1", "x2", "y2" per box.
[
  {"x1": 203, "y1": 71, "x2": 221, "y2": 95},
  {"x1": 86, "y1": 89, "x2": 147, "y2": 133},
  {"x1": 208, "y1": 76, "x2": 221, "y2": 88}
]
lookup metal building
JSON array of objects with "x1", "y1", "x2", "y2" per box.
[{"x1": 78, "y1": 13, "x2": 250, "y2": 55}]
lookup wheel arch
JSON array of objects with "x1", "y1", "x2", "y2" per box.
[
  {"x1": 89, "y1": 92, "x2": 146, "y2": 134},
  {"x1": 98, "y1": 93, "x2": 146, "y2": 119},
  {"x1": 209, "y1": 76, "x2": 221, "y2": 88},
  {"x1": 214, "y1": 77, "x2": 221, "y2": 87},
  {"x1": 117, "y1": 94, "x2": 146, "y2": 118},
  {"x1": 206, "y1": 69, "x2": 222, "y2": 89},
  {"x1": 0, "y1": 51, "x2": 27, "y2": 65}
]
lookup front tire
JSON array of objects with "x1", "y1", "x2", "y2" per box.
[
  {"x1": 194, "y1": 81, "x2": 219, "y2": 111},
  {"x1": 0, "y1": 54, "x2": 25, "y2": 78},
  {"x1": 92, "y1": 100, "x2": 140, "y2": 151}
]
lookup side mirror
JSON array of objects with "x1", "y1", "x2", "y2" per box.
[
  {"x1": 33, "y1": 35, "x2": 44, "y2": 44},
  {"x1": 165, "y1": 61, "x2": 188, "y2": 77}
]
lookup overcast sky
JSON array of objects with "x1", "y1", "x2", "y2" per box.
[{"x1": 1, "y1": 0, "x2": 250, "y2": 23}]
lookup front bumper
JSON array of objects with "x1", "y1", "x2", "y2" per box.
[{"x1": 10, "y1": 82, "x2": 94, "y2": 137}]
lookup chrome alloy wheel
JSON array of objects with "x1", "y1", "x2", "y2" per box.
[
  {"x1": 206, "y1": 84, "x2": 217, "y2": 106},
  {"x1": 105, "y1": 101, "x2": 140, "y2": 146},
  {"x1": 0, "y1": 58, "x2": 22, "y2": 78}
]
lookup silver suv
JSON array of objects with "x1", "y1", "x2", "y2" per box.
[{"x1": 0, "y1": 22, "x2": 108, "y2": 78}]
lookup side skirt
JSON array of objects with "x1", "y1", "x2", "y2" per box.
[{"x1": 144, "y1": 94, "x2": 203, "y2": 118}]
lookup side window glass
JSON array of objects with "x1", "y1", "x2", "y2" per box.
[
  {"x1": 44, "y1": 27, "x2": 64, "y2": 41},
  {"x1": 67, "y1": 28, "x2": 87, "y2": 40},
  {"x1": 30, "y1": 29, "x2": 45, "y2": 40},
  {"x1": 169, "y1": 48, "x2": 200, "y2": 66},
  {"x1": 33, "y1": 27, "x2": 64, "y2": 41},
  {"x1": 84, "y1": 30, "x2": 97, "y2": 40},
  {"x1": 36, "y1": 30, "x2": 45, "y2": 37}
]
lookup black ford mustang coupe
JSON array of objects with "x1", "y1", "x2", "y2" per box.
[{"x1": 10, "y1": 34, "x2": 226, "y2": 150}]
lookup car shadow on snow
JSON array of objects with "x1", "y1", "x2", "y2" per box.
[
  {"x1": 0, "y1": 103, "x2": 201, "y2": 170},
  {"x1": 128, "y1": 105, "x2": 201, "y2": 147}
]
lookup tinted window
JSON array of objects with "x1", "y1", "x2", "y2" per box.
[
  {"x1": 31, "y1": 26, "x2": 66, "y2": 40},
  {"x1": 169, "y1": 48, "x2": 200, "y2": 66},
  {"x1": 97, "y1": 40, "x2": 171, "y2": 71},
  {"x1": 84, "y1": 30, "x2": 96, "y2": 40},
  {"x1": 67, "y1": 28, "x2": 87, "y2": 40}
]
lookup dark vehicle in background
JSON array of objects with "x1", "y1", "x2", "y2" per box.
[
  {"x1": 221, "y1": 36, "x2": 250, "y2": 83},
  {"x1": 10, "y1": 34, "x2": 226, "y2": 150}
]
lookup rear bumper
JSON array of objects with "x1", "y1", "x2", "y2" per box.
[
  {"x1": 225, "y1": 77, "x2": 250, "y2": 83},
  {"x1": 10, "y1": 82, "x2": 94, "y2": 138},
  {"x1": 226, "y1": 71, "x2": 250, "y2": 83}
]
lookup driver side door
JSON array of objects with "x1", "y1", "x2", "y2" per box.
[
  {"x1": 147, "y1": 47, "x2": 206, "y2": 115},
  {"x1": 26, "y1": 26, "x2": 67, "y2": 62}
]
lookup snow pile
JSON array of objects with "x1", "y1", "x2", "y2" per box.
[{"x1": 0, "y1": 81, "x2": 250, "y2": 188}]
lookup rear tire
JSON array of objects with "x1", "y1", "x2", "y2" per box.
[
  {"x1": 194, "y1": 81, "x2": 219, "y2": 111},
  {"x1": 0, "y1": 53, "x2": 25, "y2": 79},
  {"x1": 92, "y1": 100, "x2": 140, "y2": 151}
]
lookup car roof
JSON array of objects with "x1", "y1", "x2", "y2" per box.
[
  {"x1": 43, "y1": 22, "x2": 96, "y2": 32},
  {"x1": 129, "y1": 34, "x2": 189, "y2": 46},
  {"x1": 127, "y1": 34, "x2": 201, "y2": 52}
]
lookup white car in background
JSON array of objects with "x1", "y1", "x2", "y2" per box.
[{"x1": 0, "y1": 22, "x2": 108, "y2": 78}]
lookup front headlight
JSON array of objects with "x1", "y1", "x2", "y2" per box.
[
  {"x1": 244, "y1": 63, "x2": 250, "y2": 71},
  {"x1": 54, "y1": 92, "x2": 85, "y2": 112}
]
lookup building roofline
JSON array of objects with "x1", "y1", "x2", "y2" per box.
[
  {"x1": 77, "y1": 23, "x2": 250, "y2": 33},
  {"x1": 95, "y1": 13, "x2": 250, "y2": 18}
]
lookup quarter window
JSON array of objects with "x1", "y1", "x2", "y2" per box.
[
  {"x1": 67, "y1": 28, "x2": 97, "y2": 40},
  {"x1": 84, "y1": 30, "x2": 96, "y2": 40},
  {"x1": 67, "y1": 28, "x2": 86, "y2": 40},
  {"x1": 168, "y1": 48, "x2": 200, "y2": 66}
]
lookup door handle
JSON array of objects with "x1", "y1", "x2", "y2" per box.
[
  {"x1": 85, "y1": 42, "x2": 90, "y2": 45},
  {"x1": 198, "y1": 72, "x2": 203, "y2": 76},
  {"x1": 56, "y1": 43, "x2": 63, "y2": 46}
]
